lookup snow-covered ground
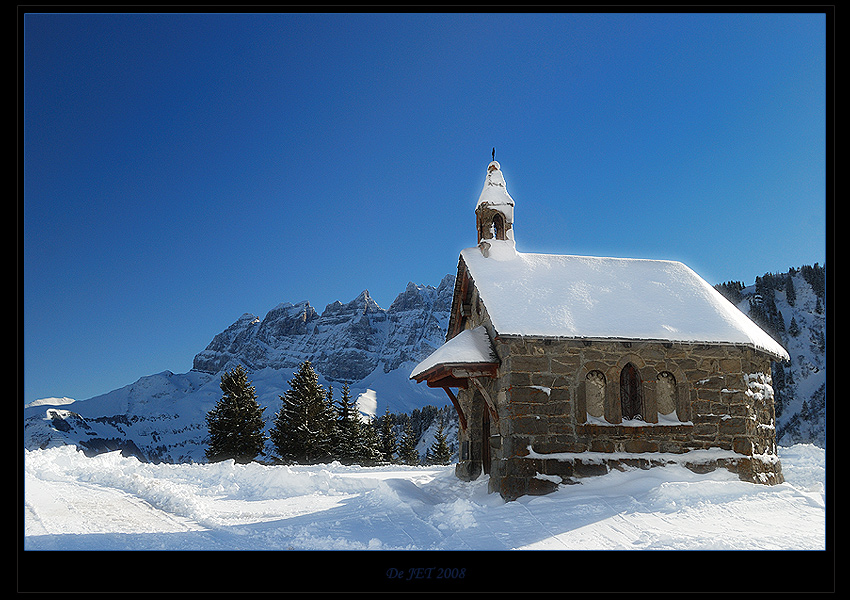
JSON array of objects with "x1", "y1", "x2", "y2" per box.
[{"x1": 24, "y1": 444, "x2": 826, "y2": 554}]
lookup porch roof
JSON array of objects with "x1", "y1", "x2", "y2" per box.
[{"x1": 410, "y1": 326, "x2": 499, "y2": 385}]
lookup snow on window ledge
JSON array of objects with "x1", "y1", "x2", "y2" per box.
[
  {"x1": 583, "y1": 413, "x2": 694, "y2": 427},
  {"x1": 525, "y1": 445, "x2": 745, "y2": 464}
]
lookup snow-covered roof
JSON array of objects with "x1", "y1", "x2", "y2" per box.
[
  {"x1": 476, "y1": 161, "x2": 514, "y2": 222},
  {"x1": 459, "y1": 246, "x2": 790, "y2": 361},
  {"x1": 410, "y1": 326, "x2": 498, "y2": 379}
]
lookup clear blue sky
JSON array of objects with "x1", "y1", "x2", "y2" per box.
[{"x1": 23, "y1": 11, "x2": 829, "y2": 405}]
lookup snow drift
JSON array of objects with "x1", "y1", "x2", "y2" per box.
[{"x1": 25, "y1": 443, "x2": 825, "y2": 553}]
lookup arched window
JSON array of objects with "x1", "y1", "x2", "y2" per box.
[
  {"x1": 492, "y1": 213, "x2": 506, "y2": 240},
  {"x1": 656, "y1": 371, "x2": 677, "y2": 417},
  {"x1": 585, "y1": 370, "x2": 606, "y2": 420},
  {"x1": 620, "y1": 363, "x2": 643, "y2": 420}
]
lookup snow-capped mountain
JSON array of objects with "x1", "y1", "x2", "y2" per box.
[{"x1": 23, "y1": 275, "x2": 456, "y2": 463}]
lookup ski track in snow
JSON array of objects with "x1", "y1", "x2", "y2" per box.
[{"x1": 22, "y1": 445, "x2": 826, "y2": 552}]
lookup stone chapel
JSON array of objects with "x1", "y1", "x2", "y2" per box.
[{"x1": 411, "y1": 159, "x2": 789, "y2": 501}]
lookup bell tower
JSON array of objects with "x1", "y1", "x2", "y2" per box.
[{"x1": 475, "y1": 159, "x2": 515, "y2": 257}]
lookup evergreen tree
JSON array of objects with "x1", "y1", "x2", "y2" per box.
[
  {"x1": 426, "y1": 418, "x2": 452, "y2": 465},
  {"x1": 378, "y1": 406, "x2": 397, "y2": 463},
  {"x1": 334, "y1": 383, "x2": 367, "y2": 464},
  {"x1": 714, "y1": 280, "x2": 744, "y2": 305},
  {"x1": 270, "y1": 360, "x2": 336, "y2": 464},
  {"x1": 748, "y1": 295, "x2": 765, "y2": 325},
  {"x1": 788, "y1": 316, "x2": 801, "y2": 337},
  {"x1": 359, "y1": 419, "x2": 385, "y2": 465},
  {"x1": 205, "y1": 365, "x2": 267, "y2": 464},
  {"x1": 754, "y1": 276, "x2": 774, "y2": 304},
  {"x1": 812, "y1": 328, "x2": 825, "y2": 353},
  {"x1": 748, "y1": 292, "x2": 783, "y2": 342},
  {"x1": 772, "y1": 363, "x2": 788, "y2": 419},
  {"x1": 800, "y1": 263, "x2": 825, "y2": 299},
  {"x1": 397, "y1": 415, "x2": 420, "y2": 465},
  {"x1": 784, "y1": 273, "x2": 796, "y2": 307}
]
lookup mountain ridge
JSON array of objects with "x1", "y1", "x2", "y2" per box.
[{"x1": 191, "y1": 274, "x2": 454, "y2": 381}]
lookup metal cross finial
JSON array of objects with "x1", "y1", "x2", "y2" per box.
[{"x1": 492, "y1": 147, "x2": 495, "y2": 162}]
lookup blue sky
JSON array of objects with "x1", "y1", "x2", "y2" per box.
[{"x1": 23, "y1": 11, "x2": 828, "y2": 405}]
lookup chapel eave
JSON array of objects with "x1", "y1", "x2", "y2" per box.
[{"x1": 488, "y1": 333, "x2": 789, "y2": 363}]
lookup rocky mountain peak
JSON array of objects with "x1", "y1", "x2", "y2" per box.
[
  {"x1": 322, "y1": 290, "x2": 382, "y2": 318},
  {"x1": 191, "y1": 275, "x2": 455, "y2": 383}
]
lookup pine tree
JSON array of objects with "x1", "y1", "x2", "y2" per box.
[
  {"x1": 270, "y1": 361, "x2": 336, "y2": 464},
  {"x1": 397, "y1": 415, "x2": 420, "y2": 465},
  {"x1": 359, "y1": 419, "x2": 385, "y2": 465},
  {"x1": 205, "y1": 365, "x2": 267, "y2": 464},
  {"x1": 426, "y1": 418, "x2": 452, "y2": 465},
  {"x1": 812, "y1": 328, "x2": 825, "y2": 353},
  {"x1": 378, "y1": 406, "x2": 397, "y2": 463},
  {"x1": 334, "y1": 383, "x2": 365, "y2": 464},
  {"x1": 714, "y1": 280, "x2": 744, "y2": 305},
  {"x1": 788, "y1": 316, "x2": 800, "y2": 337},
  {"x1": 771, "y1": 363, "x2": 787, "y2": 419},
  {"x1": 800, "y1": 263, "x2": 825, "y2": 299},
  {"x1": 785, "y1": 273, "x2": 796, "y2": 307}
]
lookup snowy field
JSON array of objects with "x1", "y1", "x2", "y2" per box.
[{"x1": 21, "y1": 443, "x2": 830, "y2": 591}]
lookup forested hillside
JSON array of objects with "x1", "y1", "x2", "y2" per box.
[{"x1": 715, "y1": 263, "x2": 826, "y2": 446}]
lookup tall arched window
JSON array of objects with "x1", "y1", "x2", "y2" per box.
[
  {"x1": 620, "y1": 363, "x2": 643, "y2": 420},
  {"x1": 585, "y1": 370, "x2": 606, "y2": 420}
]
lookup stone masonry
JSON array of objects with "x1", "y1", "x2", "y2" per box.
[{"x1": 455, "y1": 333, "x2": 784, "y2": 501}]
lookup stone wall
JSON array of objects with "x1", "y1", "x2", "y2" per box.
[{"x1": 466, "y1": 336, "x2": 784, "y2": 501}]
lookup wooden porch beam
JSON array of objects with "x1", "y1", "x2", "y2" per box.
[
  {"x1": 451, "y1": 364, "x2": 499, "y2": 379},
  {"x1": 427, "y1": 376, "x2": 468, "y2": 389},
  {"x1": 442, "y1": 387, "x2": 467, "y2": 431},
  {"x1": 470, "y1": 377, "x2": 499, "y2": 423}
]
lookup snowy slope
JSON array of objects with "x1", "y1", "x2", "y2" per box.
[{"x1": 23, "y1": 443, "x2": 826, "y2": 557}]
